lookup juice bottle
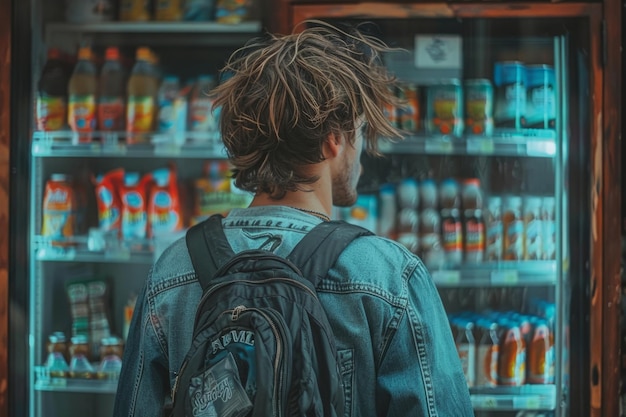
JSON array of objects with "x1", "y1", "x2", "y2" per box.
[
  {"x1": 189, "y1": 75, "x2": 218, "y2": 132},
  {"x1": 527, "y1": 319, "x2": 554, "y2": 384},
  {"x1": 523, "y1": 196, "x2": 543, "y2": 260},
  {"x1": 439, "y1": 178, "x2": 463, "y2": 267},
  {"x1": 45, "y1": 332, "x2": 70, "y2": 378},
  {"x1": 461, "y1": 178, "x2": 484, "y2": 263},
  {"x1": 36, "y1": 48, "x2": 69, "y2": 131},
  {"x1": 68, "y1": 46, "x2": 98, "y2": 140},
  {"x1": 502, "y1": 196, "x2": 523, "y2": 260},
  {"x1": 454, "y1": 318, "x2": 476, "y2": 388},
  {"x1": 158, "y1": 75, "x2": 188, "y2": 143},
  {"x1": 98, "y1": 47, "x2": 126, "y2": 132},
  {"x1": 497, "y1": 320, "x2": 526, "y2": 386},
  {"x1": 42, "y1": 174, "x2": 76, "y2": 245},
  {"x1": 474, "y1": 319, "x2": 499, "y2": 387},
  {"x1": 126, "y1": 47, "x2": 158, "y2": 141}
]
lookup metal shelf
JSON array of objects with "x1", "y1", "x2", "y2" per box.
[
  {"x1": 46, "y1": 21, "x2": 262, "y2": 34},
  {"x1": 430, "y1": 261, "x2": 557, "y2": 287},
  {"x1": 34, "y1": 367, "x2": 118, "y2": 394},
  {"x1": 470, "y1": 384, "x2": 557, "y2": 411},
  {"x1": 379, "y1": 129, "x2": 557, "y2": 157},
  {"x1": 32, "y1": 131, "x2": 228, "y2": 159}
]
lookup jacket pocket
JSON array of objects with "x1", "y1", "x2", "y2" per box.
[{"x1": 338, "y1": 349, "x2": 355, "y2": 417}]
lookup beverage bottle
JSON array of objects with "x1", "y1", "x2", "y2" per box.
[
  {"x1": 396, "y1": 178, "x2": 419, "y2": 254},
  {"x1": 462, "y1": 178, "x2": 485, "y2": 263},
  {"x1": 158, "y1": 75, "x2": 188, "y2": 142},
  {"x1": 119, "y1": 0, "x2": 151, "y2": 21},
  {"x1": 523, "y1": 196, "x2": 543, "y2": 260},
  {"x1": 189, "y1": 75, "x2": 218, "y2": 132},
  {"x1": 527, "y1": 318, "x2": 554, "y2": 384},
  {"x1": 98, "y1": 47, "x2": 126, "y2": 132},
  {"x1": 454, "y1": 318, "x2": 476, "y2": 388},
  {"x1": 68, "y1": 334, "x2": 95, "y2": 379},
  {"x1": 45, "y1": 332, "x2": 70, "y2": 377},
  {"x1": 485, "y1": 196, "x2": 503, "y2": 261},
  {"x1": 439, "y1": 178, "x2": 463, "y2": 267},
  {"x1": 36, "y1": 48, "x2": 69, "y2": 131},
  {"x1": 541, "y1": 196, "x2": 556, "y2": 260},
  {"x1": 378, "y1": 183, "x2": 397, "y2": 239},
  {"x1": 502, "y1": 196, "x2": 524, "y2": 260},
  {"x1": 497, "y1": 320, "x2": 526, "y2": 386},
  {"x1": 68, "y1": 46, "x2": 98, "y2": 140},
  {"x1": 126, "y1": 47, "x2": 159, "y2": 141},
  {"x1": 474, "y1": 319, "x2": 499, "y2": 387}
]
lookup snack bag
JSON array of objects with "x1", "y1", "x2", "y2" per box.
[
  {"x1": 93, "y1": 168, "x2": 125, "y2": 234},
  {"x1": 147, "y1": 166, "x2": 184, "y2": 238},
  {"x1": 120, "y1": 172, "x2": 150, "y2": 240}
]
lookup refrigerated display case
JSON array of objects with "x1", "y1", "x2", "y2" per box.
[
  {"x1": 267, "y1": 2, "x2": 621, "y2": 417},
  {"x1": 4, "y1": 0, "x2": 266, "y2": 416}
]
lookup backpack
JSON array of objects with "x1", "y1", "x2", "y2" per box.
[{"x1": 170, "y1": 214, "x2": 373, "y2": 417}]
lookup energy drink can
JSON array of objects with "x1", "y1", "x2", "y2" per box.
[
  {"x1": 464, "y1": 79, "x2": 494, "y2": 136},
  {"x1": 525, "y1": 65, "x2": 556, "y2": 129},
  {"x1": 494, "y1": 61, "x2": 527, "y2": 130},
  {"x1": 426, "y1": 79, "x2": 463, "y2": 137}
]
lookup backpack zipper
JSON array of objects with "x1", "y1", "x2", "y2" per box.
[{"x1": 194, "y1": 277, "x2": 318, "y2": 327}]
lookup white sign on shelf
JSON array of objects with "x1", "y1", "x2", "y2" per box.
[{"x1": 414, "y1": 35, "x2": 463, "y2": 69}]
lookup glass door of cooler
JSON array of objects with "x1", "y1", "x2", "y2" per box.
[
  {"x1": 26, "y1": 3, "x2": 262, "y2": 416},
  {"x1": 314, "y1": 14, "x2": 592, "y2": 417}
]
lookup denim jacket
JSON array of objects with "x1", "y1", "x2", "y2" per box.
[{"x1": 113, "y1": 206, "x2": 474, "y2": 417}]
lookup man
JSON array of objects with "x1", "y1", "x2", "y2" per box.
[{"x1": 114, "y1": 21, "x2": 473, "y2": 417}]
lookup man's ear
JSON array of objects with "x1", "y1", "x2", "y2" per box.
[{"x1": 323, "y1": 132, "x2": 342, "y2": 158}]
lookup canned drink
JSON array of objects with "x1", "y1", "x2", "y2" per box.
[
  {"x1": 526, "y1": 65, "x2": 556, "y2": 129},
  {"x1": 494, "y1": 61, "x2": 527, "y2": 130},
  {"x1": 426, "y1": 79, "x2": 463, "y2": 137},
  {"x1": 464, "y1": 79, "x2": 494, "y2": 136},
  {"x1": 398, "y1": 83, "x2": 421, "y2": 132}
]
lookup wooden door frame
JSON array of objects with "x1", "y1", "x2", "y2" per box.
[
  {"x1": 0, "y1": 0, "x2": 10, "y2": 413},
  {"x1": 270, "y1": 2, "x2": 621, "y2": 416}
]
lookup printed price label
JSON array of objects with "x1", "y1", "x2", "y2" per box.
[
  {"x1": 490, "y1": 270, "x2": 519, "y2": 284},
  {"x1": 513, "y1": 396, "x2": 541, "y2": 409},
  {"x1": 466, "y1": 138, "x2": 494, "y2": 154},
  {"x1": 431, "y1": 270, "x2": 461, "y2": 285},
  {"x1": 473, "y1": 396, "x2": 498, "y2": 409}
]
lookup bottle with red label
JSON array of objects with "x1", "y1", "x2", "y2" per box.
[
  {"x1": 68, "y1": 46, "x2": 98, "y2": 141},
  {"x1": 36, "y1": 48, "x2": 70, "y2": 131},
  {"x1": 42, "y1": 174, "x2": 76, "y2": 245},
  {"x1": 98, "y1": 47, "x2": 126, "y2": 132},
  {"x1": 439, "y1": 178, "x2": 463, "y2": 267},
  {"x1": 498, "y1": 320, "x2": 526, "y2": 386},
  {"x1": 462, "y1": 178, "x2": 485, "y2": 263},
  {"x1": 475, "y1": 319, "x2": 499, "y2": 387}
]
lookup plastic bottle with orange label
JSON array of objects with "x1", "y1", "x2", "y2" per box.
[
  {"x1": 527, "y1": 319, "x2": 554, "y2": 384},
  {"x1": 42, "y1": 174, "x2": 76, "y2": 245},
  {"x1": 497, "y1": 320, "x2": 526, "y2": 386},
  {"x1": 453, "y1": 318, "x2": 476, "y2": 388},
  {"x1": 36, "y1": 48, "x2": 69, "y2": 131},
  {"x1": 127, "y1": 47, "x2": 158, "y2": 141},
  {"x1": 98, "y1": 47, "x2": 126, "y2": 132},
  {"x1": 462, "y1": 178, "x2": 484, "y2": 263},
  {"x1": 68, "y1": 46, "x2": 98, "y2": 141},
  {"x1": 475, "y1": 319, "x2": 499, "y2": 387}
]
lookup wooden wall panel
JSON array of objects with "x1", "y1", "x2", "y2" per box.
[{"x1": 0, "y1": 0, "x2": 9, "y2": 412}]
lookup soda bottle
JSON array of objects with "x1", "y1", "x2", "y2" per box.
[
  {"x1": 126, "y1": 47, "x2": 159, "y2": 141},
  {"x1": 36, "y1": 48, "x2": 69, "y2": 131},
  {"x1": 68, "y1": 46, "x2": 98, "y2": 140},
  {"x1": 189, "y1": 75, "x2": 218, "y2": 132},
  {"x1": 475, "y1": 319, "x2": 499, "y2": 387},
  {"x1": 98, "y1": 47, "x2": 126, "y2": 132},
  {"x1": 157, "y1": 75, "x2": 187, "y2": 139}
]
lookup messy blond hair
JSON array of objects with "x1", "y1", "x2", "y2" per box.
[{"x1": 211, "y1": 20, "x2": 403, "y2": 199}]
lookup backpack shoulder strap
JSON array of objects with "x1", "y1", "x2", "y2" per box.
[
  {"x1": 288, "y1": 220, "x2": 374, "y2": 287},
  {"x1": 185, "y1": 214, "x2": 234, "y2": 291}
]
